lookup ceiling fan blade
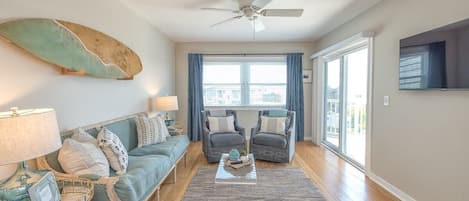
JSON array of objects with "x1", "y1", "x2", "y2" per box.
[
  {"x1": 261, "y1": 9, "x2": 304, "y2": 17},
  {"x1": 251, "y1": 18, "x2": 265, "y2": 32},
  {"x1": 252, "y1": 0, "x2": 272, "y2": 10},
  {"x1": 201, "y1": 8, "x2": 240, "y2": 14},
  {"x1": 210, "y1": 16, "x2": 243, "y2": 27}
]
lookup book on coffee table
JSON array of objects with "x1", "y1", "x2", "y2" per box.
[{"x1": 226, "y1": 159, "x2": 252, "y2": 169}]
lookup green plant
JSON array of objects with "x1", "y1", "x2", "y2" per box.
[{"x1": 239, "y1": 148, "x2": 247, "y2": 156}]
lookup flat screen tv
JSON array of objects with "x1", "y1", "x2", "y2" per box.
[{"x1": 399, "y1": 18, "x2": 469, "y2": 90}]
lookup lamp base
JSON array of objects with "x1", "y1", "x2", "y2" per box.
[{"x1": 0, "y1": 162, "x2": 46, "y2": 200}]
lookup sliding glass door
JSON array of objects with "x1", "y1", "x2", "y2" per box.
[{"x1": 323, "y1": 46, "x2": 369, "y2": 168}]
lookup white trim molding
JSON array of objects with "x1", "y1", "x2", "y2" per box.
[
  {"x1": 311, "y1": 31, "x2": 375, "y2": 59},
  {"x1": 368, "y1": 172, "x2": 417, "y2": 201}
]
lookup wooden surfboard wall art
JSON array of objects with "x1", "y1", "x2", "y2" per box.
[{"x1": 0, "y1": 18, "x2": 142, "y2": 80}]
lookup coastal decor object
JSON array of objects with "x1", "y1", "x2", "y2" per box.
[
  {"x1": 303, "y1": 69, "x2": 312, "y2": 83},
  {"x1": 0, "y1": 18, "x2": 142, "y2": 79},
  {"x1": 228, "y1": 149, "x2": 240, "y2": 161},
  {"x1": 28, "y1": 172, "x2": 60, "y2": 201}
]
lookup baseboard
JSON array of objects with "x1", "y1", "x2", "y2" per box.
[
  {"x1": 304, "y1": 136, "x2": 313, "y2": 141},
  {"x1": 367, "y1": 172, "x2": 416, "y2": 201}
]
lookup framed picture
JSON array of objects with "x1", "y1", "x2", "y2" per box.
[
  {"x1": 303, "y1": 70, "x2": 312, "y2": 83},
  {"x1": 28, "y1": 172, "x2": 60, "y2": 201}
]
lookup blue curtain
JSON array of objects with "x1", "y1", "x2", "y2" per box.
[
  {"x1": 188, "y1": 54, "x2": 204, "y2": 141},
  {"x1": 286, "y1": 53, "x2": 304, "y2": 141}
]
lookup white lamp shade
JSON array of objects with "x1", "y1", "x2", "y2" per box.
[
  {"x1": 155, "y1": 96, "x2": 179, "y2": 111},
  {"x1": 0, "y1": 108, "x2": 61, "y2": 166}
]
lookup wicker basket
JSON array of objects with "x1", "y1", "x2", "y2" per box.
[{"x1": 56, "y1": 177, "x2": 94, "y2": 201}]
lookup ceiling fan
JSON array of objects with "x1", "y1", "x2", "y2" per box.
[{"x1": 201, "y1": 0, "x2": 304, "y2": 33}]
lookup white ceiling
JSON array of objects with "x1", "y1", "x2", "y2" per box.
[{"x1": 120, "y1": 0, "x2": 382, "y2": 42}]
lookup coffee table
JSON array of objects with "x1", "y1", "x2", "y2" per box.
[{"x1": 215, "y1": 153, "x2": 257, "y2": 185}]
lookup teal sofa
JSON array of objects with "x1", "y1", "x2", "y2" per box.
[{"x1": 37, "y1": 113, "x2": 190, "y2": 201}]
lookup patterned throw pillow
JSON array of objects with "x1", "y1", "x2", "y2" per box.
[
  {"x1": 260, "y1": 116, "x2": 287, "y2": 135},
  {"x1": 97, "y1": 128, "x2": 128, "y2": 175},
  {"x1": 207, "y1": 116, "x2": 236, "y2": 133},
  {"x1": 135, "y1": 116, "x2": 167, "y2": 147}
]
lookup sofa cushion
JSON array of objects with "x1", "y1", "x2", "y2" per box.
[
  {"x1": 114, "y1": 155, "x2": 172, "y2": 201},
  {"x1": 252, "y1": 133, "x2": 287, "y2": 149},
  {"x1": 101, "y1": 118, "x2": 139, "y2": 151},
  {"x1": 210, "y1": 133, "x2": 244, "y2": 147},
  {"x1": 128, "y1": 135, "x2": 189, "y2": 164}
]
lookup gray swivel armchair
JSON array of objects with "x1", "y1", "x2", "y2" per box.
[
  {"x1": 250, "y1": 110, "x2": 296, "y2": 163},
  {"x1": 201, "y1": 110, "x2": 246, "y2": 163}
]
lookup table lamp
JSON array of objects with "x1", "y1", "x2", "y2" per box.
[
  {"x1": 155, "y1": 96, "x2": 178, "y2": 126},
  {"x1": 0, "y1": 107, "x2": 61, "y2": 199}
]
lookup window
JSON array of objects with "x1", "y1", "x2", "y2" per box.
[{"x1": 203, "y1": 57, "x2": 287, "y2": 107}]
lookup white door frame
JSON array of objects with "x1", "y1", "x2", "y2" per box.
[{"x1": 311, "y1": 32, "x2": 374, "y2": 174}]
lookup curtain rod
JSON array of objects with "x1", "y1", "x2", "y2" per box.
[{"x1": 202, "y1": 53, "x2": 288, "y2": 56}]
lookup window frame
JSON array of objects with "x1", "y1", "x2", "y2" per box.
[{"x1": 203, "y1": 60, "x2": 287, "y2": 108}]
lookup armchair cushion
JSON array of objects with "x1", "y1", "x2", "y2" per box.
[
  {"x1": 252, "y1": 133, "x2": 287, "y2": 149},
  {"x1": 210, "y1": 133, "x2": 244, "y2": 147},
  {"x1": 260, "y1": 116, "x2": 287, "y2": 135},
  {"x1": 207, "y1": 116, "x2": 236, "y2": 133}
]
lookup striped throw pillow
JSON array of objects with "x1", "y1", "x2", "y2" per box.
[
  {"x1": 207, "y1": 116, "x2": 236, "y2": 133},
  {"x1": 260, "y1": 116, "x2": 287, "y2": 135},
  {"x1": 135, "y1": 116, "x2": 166, "y2": 147}
]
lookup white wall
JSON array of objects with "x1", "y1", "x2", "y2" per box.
[
  {"x1": 313, "y1": 0, "x2": 469, "y2": 200},
  {"x1": 175, "y1": 42, "x2": 314, "y2": 139},
  {"x1": 0, "y1": 0, "x2": 175, "y2": 180}
]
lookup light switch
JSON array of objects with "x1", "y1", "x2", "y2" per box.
[{"x1": 384, "y1": 96, "x2": 390, "y2": 106}]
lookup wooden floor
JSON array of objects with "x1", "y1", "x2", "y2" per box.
[{"x1": 159, "y1": 142, "x2": 399, "y2": 201}]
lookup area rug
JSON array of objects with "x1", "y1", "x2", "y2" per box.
[{"x1": 183, "y1": 167, "x2": 327, "y2": 201}]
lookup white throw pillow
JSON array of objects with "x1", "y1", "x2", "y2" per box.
[
  {"x1": 72, "y1": 128, "x2": 98, "y2": 146},
  {"x1": 135, "y1": 116, "x2": 167, "y2": 147},
  {"x1": 207, "y1": 116, "x2": 236, "y2": 133},
  {"x1": 260, "y1": 116, "x2": 287, "y2": 135},
  {"x1": 58, "y1": 138, "x2": 110, "y2": 177},
  {"x1": 97, "y1": 128, "x2": 128, "y2": 175},
  {"x1": 154, "y1": 116, "x2": 170, "y2": 138}
]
